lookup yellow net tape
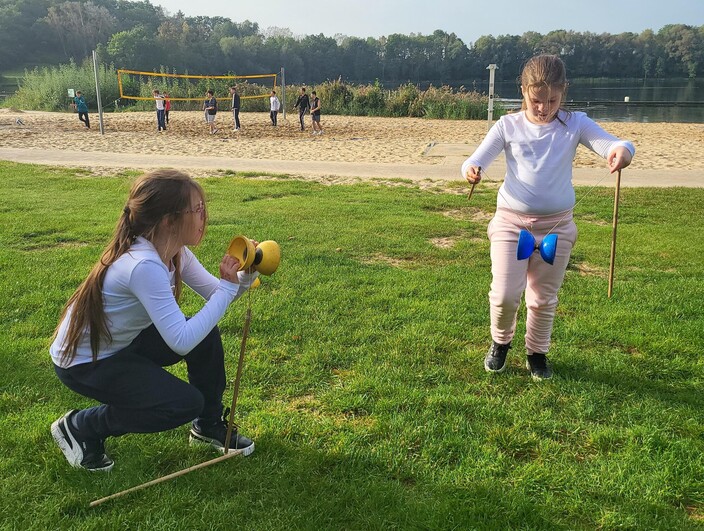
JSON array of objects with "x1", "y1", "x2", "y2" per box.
[{"x1": 117, "y1": 69, "x2": 278, "y2": 102}]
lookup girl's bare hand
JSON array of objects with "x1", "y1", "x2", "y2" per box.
[
  {"x1": 608, "y1": 147, "x2": 633, "y2": 173},
  {"x1": 465, "y1": 166, "x2": 482, "y2": 184},
  {"x1": 219, "y1": 254, "x2": 240, "y2": 283}
]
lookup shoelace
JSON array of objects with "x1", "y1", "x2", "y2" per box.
[{"x1": 219, "y1": 408, "x2": 240, "y2": 435}]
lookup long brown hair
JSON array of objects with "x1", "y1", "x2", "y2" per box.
[
  {"x1": 519, "y1": 54, "x2": 570, "y2": 122},
  {"x1": 55, "y1": 169, "x2": 206, "y2": 365}
]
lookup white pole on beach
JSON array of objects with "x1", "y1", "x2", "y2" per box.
[
  {"x1": 92, "y1": 50, "x2": 104, "y2": 135},
  {"x1": 281, "y1": 67, "x2": 286, "y2": 121},
  {"x1": 486, "y1": 64, "x2": 498, "y2": 131}
]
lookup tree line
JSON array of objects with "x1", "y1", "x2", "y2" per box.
[{"x1": 2, "y1": 0, "x2": 703, "y2": 83}]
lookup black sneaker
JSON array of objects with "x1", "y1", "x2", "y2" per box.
[
  {"x1": 484, "y1": 341, "x2": 511, "y2": 373},
  {"x1": 51, "y1": 410, "x2": 114, "y2": 472},
  {"x1": 526, "y1": 352, "x2": 553, "y2": 380},
  {"x1": 189, "y1": 408, "x2": 254, "y2": 456}
]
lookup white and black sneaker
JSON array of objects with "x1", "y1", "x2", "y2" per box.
[
  {"x1": 189, "y1": 408, "x2": 254, "y2": 456},
  {"x1": 484, "y1": 341, "x2": 511, "y2": 373},
  {"x1": 51, "y1": 410, "x2": 114, "y2": 472}
]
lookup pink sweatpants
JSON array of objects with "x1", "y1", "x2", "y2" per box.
[{"x1": 487, "y1": 207, "x2": 578, "y2": 354}]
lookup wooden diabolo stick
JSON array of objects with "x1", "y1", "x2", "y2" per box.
[
  {"x1": 224, "y1": 307, "x2": 252, "y2": 452},
  {"x1": 608, "y1": 169, "x2": 622, "y2": 298},
  {"x1": 467, "y1": 182, "x2": 477, "y2": 200},
  {"x1": 467, "y1": 166, "x2": 481, "y2": 200}
]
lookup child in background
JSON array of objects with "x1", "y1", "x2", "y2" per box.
[
  {"x1": 205, "y1": 90, "x2": 218, "y2": 135},
  {"x1": 462, "y1": 54, "x2": 635, "y2": 380},
  {"x1": 310, "y1": 90, "x2": 322, "y2": 135},
  {"x1": 153, "y1": 90, "x2": 166, "y2": 132},
  {"x1": 50, "y1": 169, "x2": 259, "y2": 471},
  {"x1": 269, "y1": 90, "x2": 280, "y2": 126},
  {"x1": 293, "y1": 87, "x2": 310, "y2": 131},
  {"x1": 229, "y1": 86, "x2": 241, "y2": 131},
  {"x1": 72, "y1": 91, "x2": 90, "y2": 129}
]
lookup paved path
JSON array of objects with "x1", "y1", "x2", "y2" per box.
[{"x1": 1, "y1": 147, "x2": 702, "y2": 187}]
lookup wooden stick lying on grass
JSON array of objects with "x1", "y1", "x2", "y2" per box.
[
  {"x1": 608, "y1": 169, "x2": 622, "y2": 298},
  {"x1": 91, "y1": 307, "x2": 254, "y2": 508},
  {"x1": 89, "y1": 449, "x2": 245, "y2": 508}
]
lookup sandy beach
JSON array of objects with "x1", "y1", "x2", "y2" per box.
[{"x1": 0, "y1": 109, "x2": 703, "y2": 185}]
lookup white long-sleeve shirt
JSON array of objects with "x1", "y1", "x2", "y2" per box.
[
  {"x1": 461, "y1": 110, "x2": 636, "y2": 215},
  {"x1": 51, "y1": 237, "x2": 258, "y2": 368}
]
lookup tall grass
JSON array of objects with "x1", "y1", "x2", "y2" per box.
[
  {"x1": 295, "y1": 79, "x2": 495, "y2": 119},
  {"x1": 0, "y1": 162, "x2": 702, "y2": 529},
  {"x1": 3, "y1": 59, "x2": 121, "y2": 112},
  {"x1": 3, "y1": 62, "x2": 502, "y2": 119}
]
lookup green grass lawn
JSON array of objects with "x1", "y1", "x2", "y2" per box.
[{"x1": 0, "y1": 161, "x2": 702, "y2": 530}]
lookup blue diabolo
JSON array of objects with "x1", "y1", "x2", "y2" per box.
[{"x1": 516, "y1": 229, "x2": 558, "y2": 265}]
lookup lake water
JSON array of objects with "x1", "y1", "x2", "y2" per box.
[{"x1": 493, "y1": 78, "x2": 704, "y2": 123}]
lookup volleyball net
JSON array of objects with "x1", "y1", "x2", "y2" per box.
[{"x1": 116, "y1": 69, "x2": 279, "y2": 105}]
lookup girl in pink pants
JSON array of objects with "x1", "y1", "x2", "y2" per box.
[{"x1": 462, "y1": 54, "x2": 635, "y2": 379}]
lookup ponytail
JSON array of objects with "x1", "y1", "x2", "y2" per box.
[{"x1": 54, "y1": 170, "x2": 204, "y2": 364}]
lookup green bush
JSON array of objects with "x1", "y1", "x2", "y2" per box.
[
  {"x1": 421, "y1": 85, "x2": 491, "y2": 120},
  {"x1": 4, "y1": 59, "x2": 120, "y2": 112},
  {"x1": 348, "y1": 81, "x2": 387, "y2": 116},
  {"x1": 313, "y1": 78, "x2": 354, "y2": 115},
  {"x1": 386, "y1": 83, "x2": 421, "y2": 117}
]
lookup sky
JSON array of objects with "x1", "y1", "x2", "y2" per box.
[{"x1": 151, "y1": 0, "x2": 704, "y2": 44}]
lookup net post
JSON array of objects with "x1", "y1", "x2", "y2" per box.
[
  {"x1": 281, "y1": 67, "x2": 286, "y2": 121},
  {"x1": 92, "y1": 50, "x2": 105, "y2": 135},
  {"x1": 486, "y1": 63, "x2": 497, "y2": 131}
]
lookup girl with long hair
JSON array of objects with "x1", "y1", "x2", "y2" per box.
[{"x1": 50, "y1": 169, "x2": 257, "y2": 471}]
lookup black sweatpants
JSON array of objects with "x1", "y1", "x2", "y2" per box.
[
  {"x1": 78, "y1": 112, "x2": 90, "y2": 128},
  {"x1": 54, "y1": 324, "x2": 226, "y2": 441}
]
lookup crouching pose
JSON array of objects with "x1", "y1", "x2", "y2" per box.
[{"x1": 50, "y1": 169, "x2": 258, "y2": 471}]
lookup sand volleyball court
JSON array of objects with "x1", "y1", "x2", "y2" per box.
[{"x1": 0, "y1": 109, "x2": 703, "y2": 187}]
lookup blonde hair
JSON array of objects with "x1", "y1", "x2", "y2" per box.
[
  {"x1": 55, "y1": 169, "x2": 206, "y2": 365},
  {"x1": 519, "y1": 54, "x2": 569, "y2": 119}
]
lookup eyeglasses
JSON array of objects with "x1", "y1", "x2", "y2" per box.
[{"x1": 185, "y1": 201, "x2": 206, "y2": 220}]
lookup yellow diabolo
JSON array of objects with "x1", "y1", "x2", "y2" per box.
[{"x1": 227, "y1": 235, "x2": 281, "y2": 276}]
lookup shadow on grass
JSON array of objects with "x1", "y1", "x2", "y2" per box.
[
  {"x1": 559, "y1": 356, "x2": 704, "y2": 412},
  {"x1": 70, "y1": 435, "x2": 587, "y2": 530}
]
